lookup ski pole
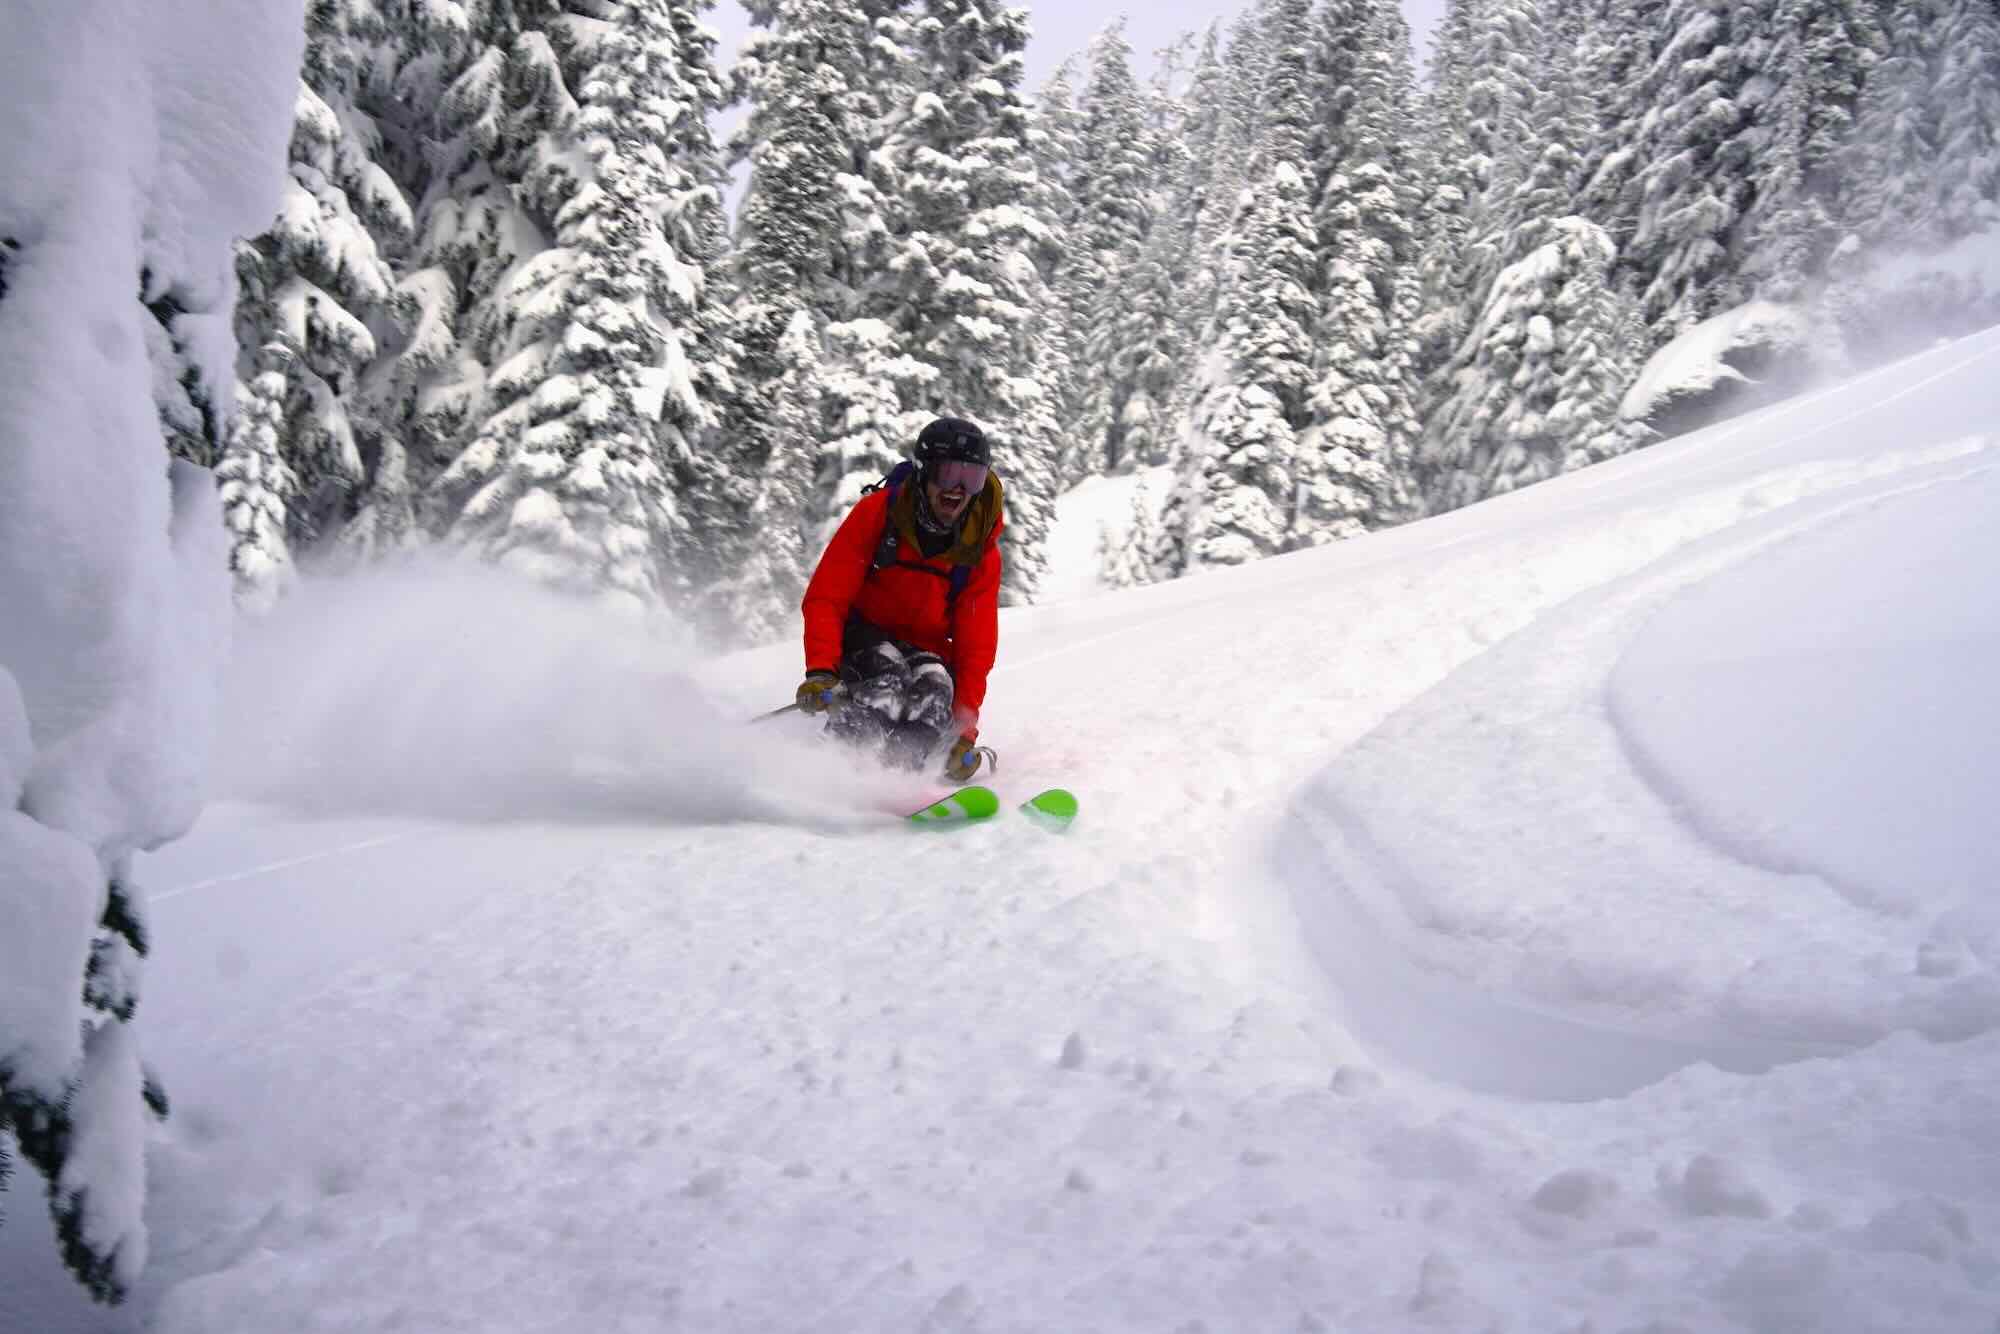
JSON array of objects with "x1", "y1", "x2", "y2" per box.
[{"x1": 750, "y1": 683, "x2": 846, "y2": 724}]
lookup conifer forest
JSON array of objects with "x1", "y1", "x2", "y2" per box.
[{"x1": 208, "y1": 0, "x2": 2000, "y2": 636}]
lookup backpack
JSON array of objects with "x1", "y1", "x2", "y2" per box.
[{"x1": 862, "y1": 461, "x2": 975, "y2": 606}]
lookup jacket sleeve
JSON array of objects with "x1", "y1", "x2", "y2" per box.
[
  {"x1": 801, "y1": 495, "x2": 881, "y2": 674},
  {"x1": 946, "y1": 535, "x2": 1003, "y2": 738}
]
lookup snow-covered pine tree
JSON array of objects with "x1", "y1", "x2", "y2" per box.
[
  {"x1": 720, "y1": 0, "x2": 874, "y2": 637},
  {"x1": 216, "y1": 359, "x2": 302, "y2": 606},
  {"x1": 1167, "y1": 26, "x2": 1227, "y2": 323},
  {"x1": 434, "y1": 10, "x2": 649, "y2": 601},
  {"x1": 1115, "y1": 74, "x2": 1196, "y2": 472},
  {"x1": 1027, "y1": 57, "x2": 1088, "y2": 465},
  {"x1": 388, "y1": 2, "x2": 532, "y2": 509},
  {"x1": 1092, "y1": 35, "x2": 1203, "y2": 477},
  {"x1": 1846, "y1": 0, "x2": 2000, "y2": 249},
  {"x1": 818, "y1": 319, "x2": 927, "y2": 520},
  {"x1": 1447, "y1": 0, "x2": 1543, "y2": 302},
  {"x1": 1554, "y1": 272, "x2": 1653, "y2": 474},
  {"x1": 433, "y1": 0, "x2": 735, "y2": 608},
  {"x1": 1407, "y1": 0, "x2": 1491, "y2": 390},
  {"x1": 1532, "y1": 0, "x2": 1650, "y2": 469},
  {"x1": 1181, "y1": 0, "x2": 1318, "y2": 569},
  {"x1": 220, "y1": 0, "x2": 415, "y2": 606},
  {"x1": 1015, "y1": 135, "x2": 1081, "y2": 593},
  {"x1": 1140, "y1": 22, "x2": 1228, "y2": 498},
  {"x1": 863, "y1": 0, "x2": 1059, "y2": 603},
  {"x1": 1294, "y1": 0, "x2": 1421, "y2": 545},
  {"x1": 146, "y1": 279, "x2": 230, "y2": 471},
  {"x1": 1422, "y1": 0, "x2": 1648, "y2": 507},
  {"x1": 1098, "y1": 473, "x2": 1166, "y2": 589},
  {"x1": 1413, "y1": 0, "x2": 1578, "y2": 507},
  {"x1": 1623, "y1": 0, "x2": 1764, "y2": 338},
  {"x1": 334, "y1": 0, "x2": 491, "y2": 562},
  {"x1": 653, "y1": 0, "x2": 747, "y2": 601},
  {"x1": 732, "y1": 311, "x2": 828, "y2": 641},
  {"x1": 1574, "y1": 0, "x2": 1668, "y2": 263},
  {"x1": 1149, "y1": 6, "x2": 1280, "y2": 581},
  {"x1": 1844, "y1": 2, "x2": 1938, "y2": 247},
  {"x1": 812, "y1": 3, "x2": 933, "y2": 536},
  {"x1": 1926, "y1": 0, "x2": 2000, "y2": 239},
  {"x1": 1376, "y1": 4, "x2": 1432, "y2": 514},
  {"x1": 1203, "y1": 3, "x2": 1281, "y2": 253},
  {"x1": 1731, "y1": 0, "x2": 1881, "y2": 305},
  {"x1": 1428, "y1": 219, "x2": 1647, "y2": 503},
  {"x1": 1822, "y1": 0, "x2": 2000, "y2": 355},
  {"x1": 1153, "y1": 6, "x2": 1283, "y2": 523},
  {"x1": 1142, "y1": 465, "x2": 1199, "y2": 584},
  {"x1": 1068, "y1": 22, "x2": 1155, "y2": 477}
]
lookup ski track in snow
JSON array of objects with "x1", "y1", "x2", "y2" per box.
[
  {"x1": 10, "y1": 330, "x2": 2000, "y2": 1333},
  {"x1": 1286, "y1": 440, "x2": 2000, "y2": 1085},
  {"x1": 150, "y1": 832, "x2": 427, "y2": 901}
]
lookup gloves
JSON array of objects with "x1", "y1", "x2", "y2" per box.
[
  {"x1": 944, "y1": 736, "x2": 984, "y2": 784},
  {"x1": 796, "y1": 671, "x2": 842, "y2": 714}
]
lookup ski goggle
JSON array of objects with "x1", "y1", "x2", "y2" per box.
[{"x1": 927, "y1": 460, "x2": 988, "y2": 494}]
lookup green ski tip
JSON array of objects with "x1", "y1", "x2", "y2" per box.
[
  {"x1": 907, "y1": 784, "x2": 1001, "y2": 826},
  {"x1": 1020, "y1": 788, "x2": 1079, "y2": 832}
]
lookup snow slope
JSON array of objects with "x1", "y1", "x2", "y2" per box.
[{"x1": 7, "y1": 329, "x2": 1999, "y2": 1332}]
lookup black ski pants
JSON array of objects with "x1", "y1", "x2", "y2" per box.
[{"x1": 827, "y1": 616, "x2": 956, "y2": 769}]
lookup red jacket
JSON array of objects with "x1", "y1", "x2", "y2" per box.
[{"x1": 802, "y1": 477, "x2": 1005, "y2": 738}]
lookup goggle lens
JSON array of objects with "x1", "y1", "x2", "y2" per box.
[{"x1": 930, "y1": 460, "x2": 988, "y2": 494}]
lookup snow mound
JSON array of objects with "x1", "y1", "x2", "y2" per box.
[
  {"x1": 1621, "y1": 300, "x2": 1813, "y2": 429},
  {"x1": 1286, "y1": 419, "x2": 2000, "y2": 1074}
]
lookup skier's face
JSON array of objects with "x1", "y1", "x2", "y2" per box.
[{"x1": 925, "y1": 465, "x2": 982, "y2": 524}]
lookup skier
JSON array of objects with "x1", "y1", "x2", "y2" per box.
[{"x1": 795, "y1": 416, "x2": 1003, "y2": 783}]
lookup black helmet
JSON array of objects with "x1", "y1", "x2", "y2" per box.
[{"x1": 915, "y1": 416, "x2": 990, "y2": 469}]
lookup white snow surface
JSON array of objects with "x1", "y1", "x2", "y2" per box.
[{"x1": 8, "y1": 331, "x2": 2000, "y2": 1331}]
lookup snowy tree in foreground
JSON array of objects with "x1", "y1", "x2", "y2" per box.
[{"x1": 0, "y1": 0, "x2": 301, "y2": 1304}]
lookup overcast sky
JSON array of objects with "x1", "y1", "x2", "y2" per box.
[{"x1": 706, "y1": 1, "x2": 1451, "y2": 91}]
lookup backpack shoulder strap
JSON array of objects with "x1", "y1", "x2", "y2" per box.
[{"x1": 869, "y1": 461, "x2": 917, "y2": 572}]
